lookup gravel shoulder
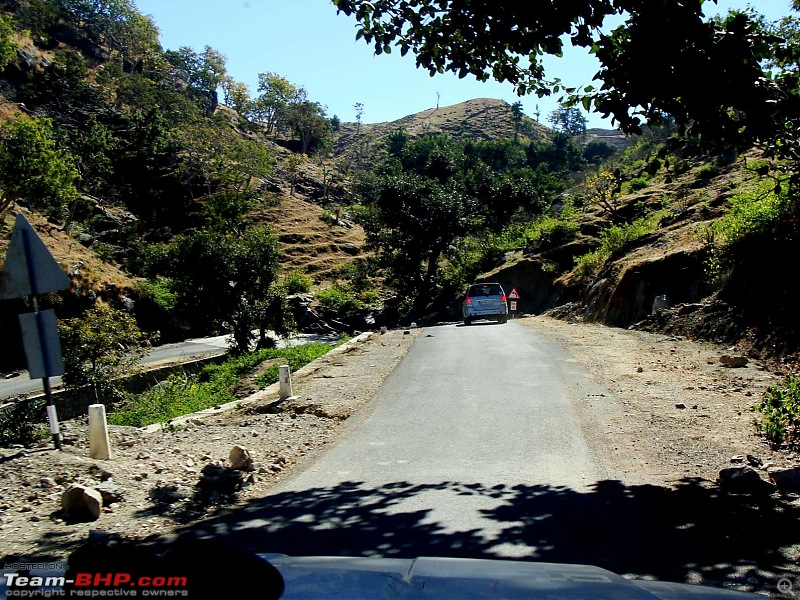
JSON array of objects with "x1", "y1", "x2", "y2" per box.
[
  {"x1": 1, "y1": 317, "x2": 798, "y2": 590},
  {"x1": 0, "y1": 328, "x2": 420, "y2": 562}
]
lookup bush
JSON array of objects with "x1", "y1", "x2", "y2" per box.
[
  {"x1": 623, "y1": 177, "x2": 649, "y2": 193},
  {"x1": 109, "y1": 342, "x2": 338, "y2": 427},
  {"x1": 316, "y1": 285, "x2": 363, "y2": 312},
  {"x1": 58, "y1": 306, "x2": 144, "y2": 403},
  {"x1": 0, "y1": 399, "x2": 45, "y2": 448},
  {"x1": 575, "y1": 214, "x2": 662, "y2": 276},
  {"x1": 752, "y1": 359, "x2": 800, "y2": 449},
  {"x1": 705, "y1": 177, "x2": 792, "y2": 284},
  {"x1": 697, "y1": 164, "x2": 719, "y2": 180},
  {"x1": 283, "y1": 271, "x2": 313, "y2": 294}
]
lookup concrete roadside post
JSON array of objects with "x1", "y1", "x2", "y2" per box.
[
  {"x1": 508, "y1": 287, "x2": 521, "y2": 318},
  {"x1": 279, "y1": 365, "x2": 294, "y2": 399},
  {"x1": 88, "y1": 404, "x2": 112, "y2": 460}
]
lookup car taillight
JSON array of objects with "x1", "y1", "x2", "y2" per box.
[
  {"x1": 466, "y1": 297, "x2": 472, "y2": 305},
  {"x1": 501, "y1": 294, "x2": 507, "y2": 302}
]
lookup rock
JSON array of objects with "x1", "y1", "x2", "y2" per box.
[
  {"x1": 768, "y1": 466, "x2": 800, "y2": 493},
  {"x1": 88, "y1": 466, "x2": 112, "y2": 481},
  {"x1": 340, "y1": 243, "x2": 360, "y2": 255},
  {"x1": 746, "y1": 454, "x2": 763, "y2": 468},
  {"x1": 149, "y1": 484, "x2": 191, "y2": 504},
  {"x1": 120, "y1": 296, "x2": 135, "y2": 311},
  {"x1": 95, "y1": 482, "x2": 126, "y2": 505},
  {"x1": 62, "y1": 485, "x2": 103, "y2": 521},
  {"x1": 16, "y1": 48, "x2": 37, "y2": 68},
  {"x1": 719, "y1": 355, "x2": 748, "y2": 368},
  {"x1": 652, "y1": 294, "x2": 672, "y2": 313},
  {"x1": 730, "y1": 455, "x2": 745, "y2": 464},
  {"x1": 39, "y1": 477, "x2": 57, "y2": 489},
  {"x1": 229, "y1": 445, "x2": 254, "y2": 471},
  {"x1": 198, "y1": 464, "x2": 244, "y2": 494},
  {"x1": 718, "y1": 466, "x2": 775, "y2": 495},
  {"x1": 380, "y1": 326, "x2": 388, "y2": 335}
]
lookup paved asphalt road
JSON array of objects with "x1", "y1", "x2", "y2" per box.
[
  {"x1": 186, "y1": 320, "x2": 632, "y2": 562},
  {"x1": 0, "y1": 332, "x2": 341, "y2": 400}
]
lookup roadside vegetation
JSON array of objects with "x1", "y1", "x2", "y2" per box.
[
  {"x1": 3, "y1": 0, "x2": 800, "y2": 451},
  {"x1": 753, "y1": 356, "x2": 800, "y2": 449},
  {"x1": 108, "y1": 341, "x2": 340, "y2": 428}
]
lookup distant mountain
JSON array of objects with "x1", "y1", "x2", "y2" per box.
[{"x1": 332, "y1": 98, "x2": 630, "y2": 163}]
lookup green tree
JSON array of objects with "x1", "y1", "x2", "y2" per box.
[
  {"x1": 510, "y1": 101, "x2": 524, "y2": 143},
  {"x1": 354, "y1": 101, "x2": 364, "y2": 135},
  {"x1": 548, "y1": 106, "x2": 588, "y2": 138},
  {"x1": 222, "y1": 78, "x2": 253, "y2": 116},
  {"x1": 165, "y1": 45, "x2": 229, "y2": 116},
  {"x1": 283, "y1": 152, "x2": 306, "y2": 197},
  {"x1": 19, "y1": 50, "x2": 97, "y2": 111},
  {"x1": 360, "y1": 172, "x2": 469, "y2": 313},
  {"x1": 331, "y1": 1, "x2": 792, "y2": 161},
  {"x1": 0, "y1": 15, "x2": 17, "y2": 71},
  {"x1": 57, "y1": 0, "x2": 160, "y2": 61},
  {"x1": 175, "y1": 119, "x2": 273, "y2": 203},
  {"x1": 58, "y1": 305, "x2": 144, "y2": 402},
  {"x1": 253, "y1": 72, "x2": 305, "y2": 136},
  {"x1": 0, "y1": 116, "x2": 80, "y2": 219},
  {"x1": 287, "y1": 100, "x2": 331, "y2": 153},
  {"x1": 163, "y1": 226, "x2": 288, "y2": 353}
]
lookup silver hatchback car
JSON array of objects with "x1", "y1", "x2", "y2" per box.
[{"x1": 462, "y1": 282, "x2": 508, "y2": 325}]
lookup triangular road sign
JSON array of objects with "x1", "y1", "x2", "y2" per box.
[
  {"x1": 0, "y1": 213, "x2": 70, "y2": 299},
  {"x1": 508, "y1": 287, "x2": 521, "y2": 300}
]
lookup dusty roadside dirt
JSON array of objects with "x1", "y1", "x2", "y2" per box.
[{"x1": 1, "y1": 317, "x2": 799, "y2": 595}]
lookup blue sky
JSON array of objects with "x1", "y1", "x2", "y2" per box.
[{"x1": 134, "y1": 0, "x2": 793, "y2": 130}]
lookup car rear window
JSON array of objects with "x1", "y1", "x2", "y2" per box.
[{"x1": 468, "y1": 284, "x2": 502, "y2": 297}]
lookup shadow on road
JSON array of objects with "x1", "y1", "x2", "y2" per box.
[{"x1": 146, "y1": 477, "x2": 800, "y2": 593}]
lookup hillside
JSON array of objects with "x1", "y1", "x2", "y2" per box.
[
  {"x1": 333, "y1": 98, "x2": 549, "y2": 161},
  {"x1": 0, "y1": 0, "x2": 797, "y2": 374}
]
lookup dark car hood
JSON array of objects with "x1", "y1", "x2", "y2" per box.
[{"x1": 259, "y1": 555, "x2": 761, "y2": 599}]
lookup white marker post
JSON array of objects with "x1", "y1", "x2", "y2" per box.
[
  {"x1": 88, "y1": 404, "x2": 112, "y2": 460},
  {"x1": 279, "y1": 365, "x2": 293, "y2": 399}
]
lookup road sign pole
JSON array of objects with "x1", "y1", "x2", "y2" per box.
[
  {"x1": 1, "y1": 214, "x2": 70, "y2": 451},
  {"x1": 42, "y1": 376, "x2": 62, "y2": 450},
  {"x1": 28, "y1": 289, "x2": 62, "y2": 451}
]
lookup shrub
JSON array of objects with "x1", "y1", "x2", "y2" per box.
[
  {"x1": 109, "y1": 342, "x2": 338, "y2": 427},
  {"x1": 697, "y1": 163, "x2": 719, "y2": 180},
  {"x1": 705, "y1": 177, "x2": 792, "y2": 284},
  {"x1": 752, "y1": 359, "x2": 800, "y2": 449},
  {"x1": 575, "y1": 214, "x2": 662, "y2": 276},
  {"x1": 283, "y1": 271, "x2": 313, "y2": 294},
  {"x1": 0, "y1": 399, "x2": 45, "y2": 448},
  {"x1": 316, "y1": 285, "x2": 363, "y2": 312},
  {"x1": 623, "y1": 177, "x2": 649, "y2": 193},
  {"x1": 135, "y1": 276, "x2": 178, "y2": 313},
  {"x1": 58, "y1": 306, "x2": 144, "y2": 403},
  {"x1": 320, "y1": 209, "x2": 338, "y2": 225}
]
